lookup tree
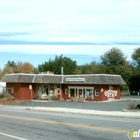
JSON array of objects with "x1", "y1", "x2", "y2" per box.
[
  {"x1": 128, "y1": 67, "x2": 140, "y2": 91},
  {"x1": 100, "y1": 47, "x2": 127, "y2": 74},
  {"x1": 132, "y1": 47, "x2": 140, "y2": 66},
  {"x1": 0, "y1": 61, "x2": 35, "y2": 80},
  {"x1": 38, "y1": 54, "x2": 77, "y2": 74},
  {"x1": 33, "y1": 67, "x2": 39, "y2": 74},
  {"x1": 0, "y1": 68, "x2": 3, "y2": 80},
  {"x1": 14, "y1": 62, "x2": 34, "y2": 73},
  {"x1": 100, "y1": 47, "x2": 133, "y2": 86},
  {"x1": 4, "y1": 60, "x2": 16, "y2": 73},
  {"x1": 100, "y1": 47, "x2": 126, "y2": 66},
  {"x1": 129, "y1": 47, "x2": 140, "y2": 91},
  {"x1": 0, "y1": 67, "x2": 12, "y2": 80},
  {"x1": 5, "y1": 60, "x2": 16, "y2": 67},
  {"x1": 13, "y1": 61, "x2": 23, "y2": 73},
  {"x1": 75, "y1": 61, "x2": 106, "y2": 74}
]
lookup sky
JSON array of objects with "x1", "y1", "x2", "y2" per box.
[{"x1": 0, "y1": 0, "x2": 140, "y2": 69}]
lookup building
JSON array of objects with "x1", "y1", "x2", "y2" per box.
[
  {"x1": 0, "y1": 82, "x2": 6, "y2": 94},
  {"x1": 1, "y1": 73, "x2": 126, "y2": 101}
]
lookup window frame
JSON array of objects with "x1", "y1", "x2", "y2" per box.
[
  {"x1": 65, "y1": 88, "x2": 69, "y2": 94},
  {"x1": 85, "y1": 89, "x2": 93, "y2": 99},
  {"x1": 95, "y1": 89, "x2": 99, "y2": 96}
]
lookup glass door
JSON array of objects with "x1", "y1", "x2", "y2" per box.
[
  {"x1": 70, "y1": 89, "x2": 75, "y2": 97},
  {"x1": 78, "y1": 89, "x2": 83, "y2": 98}
]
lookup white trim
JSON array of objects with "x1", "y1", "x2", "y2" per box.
[
  {"x1": 68, "y1": 86, "x2": 94, "y2": 89},
  {"x1": 64, "y1": 74, "x2": 120, "y2": 76},
  {"x1": 68, "y1": 86, "x2": 94, "y2": 99},
  {"x1": 6, "y1": 73, "x2": 121, "y2": 76}
]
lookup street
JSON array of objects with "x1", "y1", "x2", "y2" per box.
[{"x1": 0, "y1": 105, "x2": 139, "y2": 140}]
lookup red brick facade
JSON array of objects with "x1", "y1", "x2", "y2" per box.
[
  {"x1": 7, "y1": 83, "x2": 36, "y2": 100},
  {"x1": 60, "y1": 84, "x2": 120, "y2": 101},
  {"x1": 6, "y1": 83, "x2": 120, "y2": 101}
]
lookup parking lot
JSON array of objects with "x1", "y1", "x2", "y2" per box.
[{"x1": 13, "y1": 97, "x2": 140, "y2": 111}]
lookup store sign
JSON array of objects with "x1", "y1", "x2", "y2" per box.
[
  {"x1": 104, "y1": 89, "x2": 117, "y2": 100},
  {"x1": 66, "y1": 78, "x2": 85, "y2": 82}
]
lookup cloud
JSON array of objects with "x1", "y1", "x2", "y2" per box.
[{"x1": 0, "y1": 0, "x2": 140, "y2": 43}]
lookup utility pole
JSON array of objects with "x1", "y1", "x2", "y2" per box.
[
  {"x1": 61, "y1": 67, "x2": 64, "y2": 83},
  {"x1": 61, "y1": 67, "x2": 64, "y2": 100},
  {"x1": 29, "y1": 85, "x2": 33, "y2": 110}
]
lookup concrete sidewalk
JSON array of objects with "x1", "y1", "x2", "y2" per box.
[
  {"x1": 120, "y1": 96, "x2": 140, "y2": 101},
  {"x1": 29, "y1": 97, "x2": 140, "y2": 118},
  {"x1": 28, "y1": 106, "x2": 140, "y2": 119}
]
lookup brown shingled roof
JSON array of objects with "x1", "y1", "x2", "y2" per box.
[{"x1": 1, "y1": 73, "x2": 126, "y2": 85}]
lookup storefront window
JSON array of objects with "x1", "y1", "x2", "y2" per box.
[
  {"x1": 57, "y1": 85, "x2": 61, "y2": 89},
  {"x1": 65, "y1": 89, "x2": 69, "y2": 94},
  {"x1": 86, "y1": 89, "x2": 92, "y2": 98},
  {"x1": 95, "y1": 89, "x2": 99, "y2": 96}
]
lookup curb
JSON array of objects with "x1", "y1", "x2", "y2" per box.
[
  {"x1": 26, "y1": 107, "x2": 140, "y2": 119},
  {"x1": 122, "y1": 109, "x2": 140, "y2": 112}
]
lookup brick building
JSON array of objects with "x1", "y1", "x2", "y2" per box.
[{"x1": 1, "y1": 73, "x2": 126, "y2": 101}]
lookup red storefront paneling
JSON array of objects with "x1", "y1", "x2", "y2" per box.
[
  {"x1": 20, "y1": 83, "x2": 36, "y2": 100},
  {"x1": 7, "y1": 83, "x2": 21, "y2": 99},
  {"x1": 6, "y1": 83, "x2": 120, "y2": 101},
  {"x1": 6, "y1": 83, "x2": 36, "y2": 100},
  {"x1": 61, "y1": 84, "x2": 120, "y2": 101}
]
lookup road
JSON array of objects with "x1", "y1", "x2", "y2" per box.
[{"x1": 0, "y1": 106, "x2": 139, "y2": 140}]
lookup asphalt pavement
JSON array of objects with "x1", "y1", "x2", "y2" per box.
[
  {"x1": 9, "y1": 96, "x2": 140, "y2": 119},
  {"x1": 1, "y1": 107, "x2": 138, "y2": 140},
  {"x1": 13, "y1": 96, "x2": 140, "y2": 111}
]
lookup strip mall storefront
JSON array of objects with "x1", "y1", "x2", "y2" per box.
[{"x1": 1, "y1": 74, "x2": 126, "y2": 101}]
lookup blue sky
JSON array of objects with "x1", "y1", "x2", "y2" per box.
[{"x1": 0, "y1": 0, "x2": 140, "y2": 69}]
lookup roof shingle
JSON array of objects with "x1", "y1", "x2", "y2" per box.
[{"x1": 1, "y1": 73, "x2": 126, "y2": 85}]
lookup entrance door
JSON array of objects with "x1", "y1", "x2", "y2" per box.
[
  {"x1": 78, "y1": 89, "x2": 83, "y2": 98},
  {"x1": 70, "y1": 89, "x2": 75, "y2": 97},
  {"x1": 43, "y1": 85, "x2": 48, "y2": 95}
]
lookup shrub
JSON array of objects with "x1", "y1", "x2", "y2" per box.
[
  {"x1": 5, "y1": 93, "x2": 12, "y2": 99},
  {"x1": 128, "y1": 103, "x2": 137, "y2": 109},
  {"x1": 136, "y1": 104, "x2": 140, "y2": 109},
  {"x1": 7, "y1": 96, "x2": 15, "y2": 100},
  {"x1": 0, "y1": 93, "x2": 5, "y2": 99}
]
